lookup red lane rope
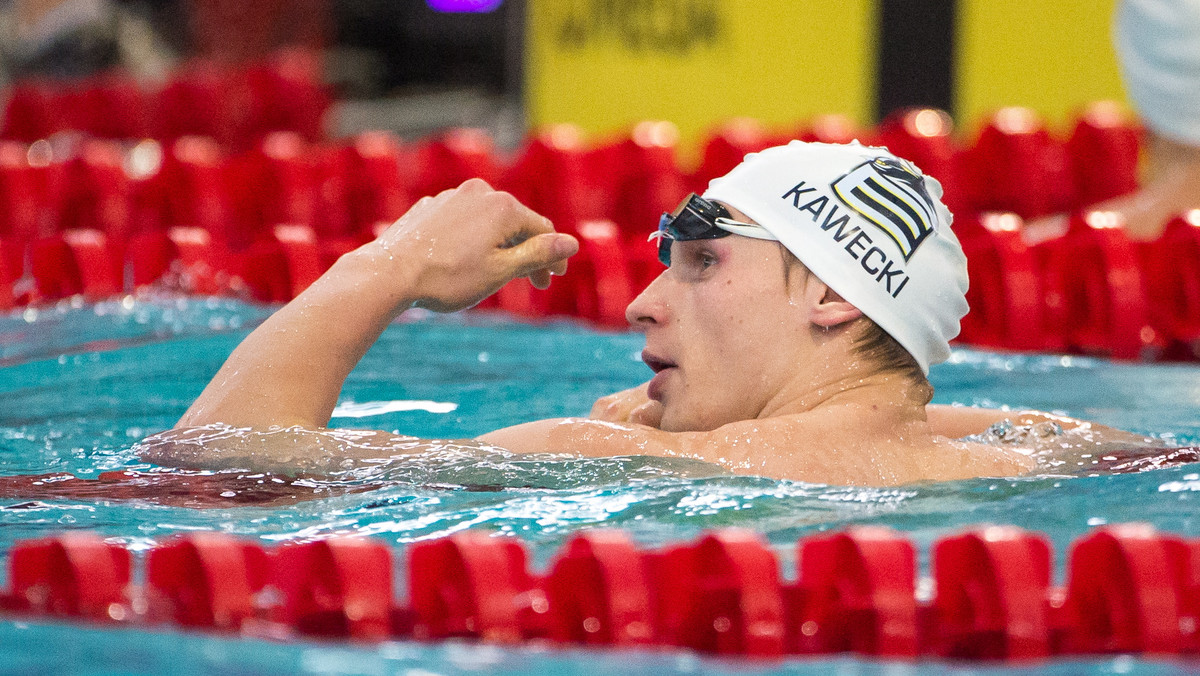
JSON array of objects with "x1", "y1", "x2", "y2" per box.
[
  {"x1": 2, "y1": 98, "x2": 1191, "y2": 361},
  {"x1": 3, "y1": 524, "x2": 1199, "y2": 660}
]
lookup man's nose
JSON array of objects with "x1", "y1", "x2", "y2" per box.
[{"x1": 625, "y1": 269, "x2": 668, "y2": 328}]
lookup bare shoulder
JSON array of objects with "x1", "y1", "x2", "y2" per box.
[
  {"x1": 702, "y1": 413, "x2": 1036, "y2": 484},
  {"x1": 479, "y1": 411, "x2": 1032, "y2": 485}
]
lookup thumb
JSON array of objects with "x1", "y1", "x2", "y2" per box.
[{"x1": 503, "y1": 232, "x2": 579, "y2": 279}]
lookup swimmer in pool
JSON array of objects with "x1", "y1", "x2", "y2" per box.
[{"x1": 142, "y1": 141, "x2": 1154, "y2": 485}]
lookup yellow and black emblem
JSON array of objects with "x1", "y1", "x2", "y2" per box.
[{"x1": 831, "y1": 157, "x2": 938, "y2": 261}]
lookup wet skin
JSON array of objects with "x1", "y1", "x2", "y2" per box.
[{"x1": 134, "y1": 181, "x2": 1152, "y2": 485}]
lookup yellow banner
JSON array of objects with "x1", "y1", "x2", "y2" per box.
[
  {"x1": 954, "y1": 0, "x2": 1127, "y2": 134},
  {"x1": 524, "y1": 0, "x2": 877, "y2": 165}
]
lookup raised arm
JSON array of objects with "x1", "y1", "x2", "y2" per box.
[{"x1": 174, "y1": 179, "x2": 578, "y2": 430}]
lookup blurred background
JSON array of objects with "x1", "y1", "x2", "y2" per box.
[
  {"x1": 0, "y1": 0, "x2": 1126, "y2": 156},
  {"x1": 8, "y1": 0, "x2": 1189, "y2": 364}
]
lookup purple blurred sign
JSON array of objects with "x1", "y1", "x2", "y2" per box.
[{"x1": 426, "y1": 0, "x2": 503, "y2": 12}]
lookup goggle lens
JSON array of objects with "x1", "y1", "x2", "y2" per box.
[{"x1": 655, "y1": 194, "x2": 732, "y2": 266}]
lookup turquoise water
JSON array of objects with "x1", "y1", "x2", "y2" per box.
[{"x1": 1, "y1": 294, "x2": 1200, "y2": 674}]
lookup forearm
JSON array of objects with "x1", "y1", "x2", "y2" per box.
[
  {"x1": 172, "y1": 179, "x2": 574, "y2": 444},
  {"x1": 178, "y1": 245, "x2": 412, "y2": 429},
  {"x1": 925, "y1": 404, "x2": 1143, "y2": 441}
]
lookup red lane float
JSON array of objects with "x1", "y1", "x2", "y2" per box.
[
  {"x1": 1066, "y1": 101, "x2": 1141, "y2": 209},
  {"x1": 792, "y1": 526, "x2": 918, "y2": 657},
  {"x1": 543, "y1": 530, "x2": 656, "y2": 646},
  {"x1": 4, "y1": 524, "x2": 1200, "y2": 661},
  {"x1": 961, "y1": 107, "x2": 1074, "y2": 220},
  {"x1": 929, "y1": 526, "x2": 1052, "y2": 659},
  {"x1": 272, "y1": 538, "x2": 395, "y2": 640},
  {"x1": 601, "y1": 121, "x2": 688, "y2": 246},
  {"x1": 2, "y1": 82, "x2": 69, "y2": 142},
  {"x1": 146, "y1": 533, "x2": 269, "y2": 631},
  {"x1": 957, "y1": 213, "x2": 1058, "y2": 351},
  {"x1": 338, "y1": 131, "x2": 416, "y2": 237},
  {"x1": 415, "y1": 128, "x2": 502, "y2": 198},
  {"x1": 407, "y1": 530, "x2": 541, "y2": 642},
  {"x1": 1035, "y1": 211, "x2": 1157, "y2": 359},
  {"x1": 29, "y1": 229, "x2": 121, "y2": 302},
  {"x1": 502, "y1": 124, "x2": 600, "y2": 237},
  {"x1": 651, "y1": 529, "x2": 785, "y2": 656},
  {"x1": 1059, "y1": 524, "x2": 1189, "y2": 655},
  {"x1": 237, "y1": 225, "x2": 324, "y2": 303},
  {"x1": 1, "y1": 533, "x2": 131, "y2": 621},
  {"x1": 3, "y1": 105, "x2": 1200, "y2": 361},
  {"x1": 691, "y1": 118, "x2": 773, "y2": 193},
  {"x1": 563, "y1": 219, "x2": 635, "y2": 327},
  {"x1": 1139, "y1": 211, "x2": 1200, "y2": 359},
  {"x1": 875, "y1": 108, "x2": 966, "y2": 217},
  {"x1": 797, "y1": 113, "x2": 863, "y2": 146}
]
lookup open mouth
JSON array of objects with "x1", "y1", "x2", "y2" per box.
[{"x1": 641, "y1": 352, "x2": 676, "y2": 374}]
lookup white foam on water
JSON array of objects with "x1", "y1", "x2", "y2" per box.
[{"x1": 332, "y1": 400, "x2": 458, "y2": 418}]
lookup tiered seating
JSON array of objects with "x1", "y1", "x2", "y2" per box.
[{"x1": 4, "y1": 524, "x2": 1200, "y2": 660}]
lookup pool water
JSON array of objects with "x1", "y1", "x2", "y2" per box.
[{"x1": 1, "y1": 293, "x2": 1200, "y2": 674}]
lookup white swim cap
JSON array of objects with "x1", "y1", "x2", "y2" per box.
[
  {"x1": 1114, "y1": 0, "x2": 1200, "y2": 145},
  {"x1": 702, "y1": 140, "x2": 968, "y2": 374}
]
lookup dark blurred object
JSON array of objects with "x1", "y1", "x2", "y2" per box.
[
  {"x1": 1, "y1": 0, "x2": 176, "y2": 82},
  {"x1": 331, "y1": 0, "x2": 517, "y2": 98},
  {"x1": 876, "y1": 0, "x2": 956, "y2": 122},
  {"x1": 186, "y1": 0, "x2": 331, "y2": 63}
]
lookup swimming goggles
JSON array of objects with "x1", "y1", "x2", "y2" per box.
[{"x1": 651, "y1": 193, "x2": 777, "y2": 266}]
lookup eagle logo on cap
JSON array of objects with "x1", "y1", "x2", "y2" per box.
[{"x1": 831, "y1": 157, "x2": 939, "y2": 261}]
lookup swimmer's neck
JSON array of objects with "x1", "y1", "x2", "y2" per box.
[{"x1": 755, "y1": 363, "x2": 929, "y2": 423}]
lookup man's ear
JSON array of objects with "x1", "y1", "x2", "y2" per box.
[{"x1": 809, "y1": 283, "x2": 862, "y2": 328}]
